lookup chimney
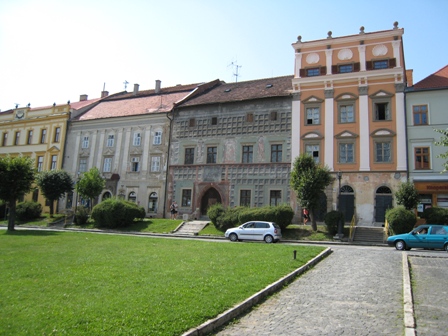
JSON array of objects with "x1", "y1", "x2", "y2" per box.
[
  {"x1": 80, "y1": 94, "x2": 88, "y2": 101},
  {"x1": 101, "y1": 91, "x2": 109, "y2": 98},
  {"x1": 406, "y1": 69, "x2": 414, "y2": 87},
  {"x1": 155, "y1": 80, "x2": 161, "y2": 93},
  {"x1": 133, "y1": 84, "x2": 139, "y2": 96}
]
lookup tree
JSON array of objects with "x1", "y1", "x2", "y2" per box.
[
  {"x1": 435, "y1": 128, "x2": 448, "y2": 172},
  {"x1": 0, "y1": 156, "x2": 36, "y2": 231},
  {"x1": 36, "y1": 170, "x2": 74, "y2": 217},
  {"x1": 395, "y1": 180, "x2": 419, "y2": 210},
  {"x1": 76, "y1": 167, "x2": 105, "y2": 210},
  {"x1": 290, "y1": 154, "x2": 333, "y2": 231}
]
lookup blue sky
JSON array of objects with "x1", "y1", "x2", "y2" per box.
[{"x1": 0, "y1": 0, "x2": 447, "y2": 111}]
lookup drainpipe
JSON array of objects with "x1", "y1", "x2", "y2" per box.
[{"x1": 164, "y1": 107, "x2": 175, "y2": 218}]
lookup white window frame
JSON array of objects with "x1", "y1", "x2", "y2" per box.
[
  {"x1": 103, "y1": 157, "x2": 112, "y2": 172},
  {"x1": 133, "y1": 132, "x2": 141, "y2": 146},
  {"x1": 153, "y1": 131, "x2": 162, "y2": 145},
  {"x1": 151, "y1": 156, "x2": 161, "y2": 172},
  {"x1": 131, "y1": 157, "x2": 140, "y2": 172},
  {"x1": 79, "y1": 158, "x2": 87, "y2": 173},
  {"x1": 305, "y1": 144, "x2": 320, "y2": 163},
  {"x1": 82, "y1": 136, "x2": 89, "y2": 149},
  {"x1": 107, "y1": 134, "x2": 115, "y2": 147}
]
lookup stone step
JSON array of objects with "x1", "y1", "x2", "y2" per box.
[
  {"x1": 175, "y1": 221, "x2": 210, "y2": 235},
  {"x1": 352, "y1": 227, "x2": 385, "y2": 243}
]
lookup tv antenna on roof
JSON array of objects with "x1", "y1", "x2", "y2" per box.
[
  {"x1": 228, "y1": 61, "x2": 242, "y2": 83},
  {"x1": 123, "y1": 80, "x2": 129, "y2": 91}
]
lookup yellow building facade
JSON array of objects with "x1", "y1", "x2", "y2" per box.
[
  {"x1": 291, "y1": 23, "x2": 408, "y2": 226},
  {"x1": 0, "y1": 104, "x2": 70, "y2": 213}
]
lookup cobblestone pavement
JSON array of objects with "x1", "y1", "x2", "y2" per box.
[
  {"x1": 409, "y1": 252, "x2": 448, "y2": 336},
  {"x1": 215, "y1": 245, "x2": 404, "y2": 336}
]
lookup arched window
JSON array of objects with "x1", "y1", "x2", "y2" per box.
[
  {"x1": 148, "y1": 192, "x2": 158, "y2": 212},
  {"x1": 128, "y1": 191, "x2": 137, "y2": 203},
  {"x1": 102, "y1": 191, "x2": 112, "y2": 201}
]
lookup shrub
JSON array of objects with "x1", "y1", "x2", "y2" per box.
[
  {"x1": 16, "y1": 201, "x2": 42, "y2": 221},
  {"x1": 421, "y1": 207, "x2": 448, "y2": 224},
  {"x1": 386, "y1": 207, "x2": 416, "y2": 235},
  {"x1": 74, "y1": 206, "x2": 90, "y2": 226},
  {"x1": 91, "y1": 198, "x2": 146, "y2": 229},
  {"x1": 207, "y1": 203, "x2": 225, "y2": 225},
  {"x1": 238, "y1": 205, "x2": 294, "y2": 230},
  {"x1": 215, "y1": 207, "x2": 243, "y2": 232},
  {"x1": 324, "y1": 211, "x2": 344, "y2": 236}
]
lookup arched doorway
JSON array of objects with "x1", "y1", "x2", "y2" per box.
[
  {"x1": 102, "y1": 191, "x2": 112, "y2": 201},
  {"x1": 128, "y1": 191, "x2": 137, "y2": 203},
  {"x1": 375, "y1": 186, "x2": 392, "y2": 223},
  {"x1": 200, "y1": 188, "x2": 222, "y2": 216},
  {"x1": 148, "y1": 192, "x2": 158, "y2": 213},
  {"x1": 340, "y1": 185, "x2": 355, "y2": 223}
]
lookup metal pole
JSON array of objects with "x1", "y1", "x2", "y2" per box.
[{"x1": 337, "y1": 171, "x2": 344, "y2": 238}]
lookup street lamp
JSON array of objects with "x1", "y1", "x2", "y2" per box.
[{"x1": 336, "y1": 171, "x2": 344, "y2": 239}]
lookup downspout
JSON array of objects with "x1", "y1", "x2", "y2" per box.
[{"x1": 164, "y1": 107, "x2": 174, "y2": 218}]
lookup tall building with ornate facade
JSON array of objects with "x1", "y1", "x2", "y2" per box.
[{"x1": 290, "y1": 23, "x2": 408, "y2": 226}]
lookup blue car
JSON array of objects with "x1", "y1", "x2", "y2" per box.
[{"x1": 387, "y1": 224, "x2": 448, "y2": 251}]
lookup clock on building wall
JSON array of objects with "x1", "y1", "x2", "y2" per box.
[{"x1": 15, "y1": 110, "x2": 25, "y2": 119}]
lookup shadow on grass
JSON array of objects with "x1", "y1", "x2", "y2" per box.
[{"x1": 2, "y1": 229, "x2": 61, "y2": 236}]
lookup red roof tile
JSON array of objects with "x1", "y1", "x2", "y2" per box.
[{"x1": 413, "y1": 65, "x2": 448, "y2": 90}]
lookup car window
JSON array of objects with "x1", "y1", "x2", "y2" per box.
[
  {"x1": 273, "y1": 223, "x2": 280, "y2": 229},
  {"x1": 255, "y1": 222, "x2": 269, "y2": 228},
  {"x1": 244, "y1": 222, "x2": 255, "y2": 228},
  {"x1": 432, "y1": 226, "x2": 447, "y2": 235}
]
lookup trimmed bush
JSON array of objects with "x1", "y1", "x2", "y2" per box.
[
  {"x1": 207, "y1": 203, "x2": 225, "y2": 225},
  {"x1": 386, "y1": 207, "x2": 416, "y2": 235},
  {"x1": 91, "y1": 198, "x2": 146, "y2": 229},
  {"x1": 215, "y1": 207, "x2": 243, "y2": 232},
  {"x1": 74, "y1": 206, "x2": 89, "y2": 226},
  {"x1": 16, "y1": 201, "x2": 42, "y2": 221},
  {"x1": 421, "y1": 207, "x2": 448, "y2": 224},
  {"x1": 324, "y1": 211, "x2": 344, "y2": 236},
  {"x1": 238, "y1": 205, "x2": 294, "y2": 230}
]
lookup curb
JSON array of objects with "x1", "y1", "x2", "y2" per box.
[
  {"x1": 402, "y1": 252, "x2": 416, "y2": 336},
  {"x1": 181, "y1": 247, "x2": 333, "y2": 336}
]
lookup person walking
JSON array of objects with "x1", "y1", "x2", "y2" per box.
[
  {"x1": 170, "y1": 201, "x2": 178, "y2": 220},
  {"x1": 302, "y1": 208, "x2": 309, "y2": 224}
]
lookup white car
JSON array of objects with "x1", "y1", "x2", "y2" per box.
[{"x1": 225, "y1": 221, "x2": 281, "y2": 243}]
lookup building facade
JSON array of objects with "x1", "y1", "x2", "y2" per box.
[
  {"x1": 290, "y1": 23, "x2": 408, "y2": 226},
  {"x1": 406, "y1": 65, "x2": 448, "y2": 218},
  {"x1": 167, "y1": 76, "x2": 293, "y2": 219}
]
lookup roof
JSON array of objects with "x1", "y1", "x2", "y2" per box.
[
  {"x1": 76, "y1": 83, "x2": 205, "y2": 121},
  {"x1": 70, "y1": 97, "x2": 102, "y2": 110},
  {"x1": 413, "y1": 65, "x2": 448, "y2": 90},
  {"x1": 177, "y1": 75, "x2": 293, "y2": 108}
]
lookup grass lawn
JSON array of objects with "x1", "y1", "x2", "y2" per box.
[
  {"x1": 0, "y1": 230, "x2": 325, "y2": 336},
  {"x1": 0, "y1": 214, "x2": 65, "y2": 227}
]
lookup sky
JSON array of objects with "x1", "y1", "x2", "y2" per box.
[{"x1": 1, "y1": 0, "x2": 447, "y2": 111}]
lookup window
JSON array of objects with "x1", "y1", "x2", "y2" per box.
[
  {"x1": 240, "y1": 190, "x2": 251, "y2": 206},
  {"x1": 37, "y1": 156, "x2": 44, "y2": 172},
  {"x1": 242, "y1": 145, "x2": 253, "y2": 163},
  {"x1": 2, "y1": 132, "x2": 7, "y2": 146},
  {"x1": 306, "y1": 107, "x2": 320, "y2": 125},
  {"x1": 151, "y1": 156, "x2": 161, "y2": 172},
  {"x1": 153, "y1": 131, "x2": 162, "y2": 145},
  {"x1": 103, "y1": 157, "x2": 112, "y2": 172},
  {"x1": 373, "y1": 60, "x2": 388, "y2": 69},
  {"x1": 306, "y1": 144, "x2": 320, "y2": 163},
  {"x1": 374, "y1": 102, "x2": 390, "y2": 120},
  {"x1": 185, "y1": 148, "x2": 194, "y2": 164},
  {"x1": 413, "y1": 105, "x2": 428, "y2": 125},
  {"x1": 27, "y1": 130, "x2": 33, "y2": 144},
  {"x1": 107, "y1": 134, "x2": 115, "y2": 147},
  {"x1": 133, "y1": 132, "x2": 141, "y2": 146},
  {"x1": 375, "y1": 141, "x2": 391, "y2": 162},
  {"x1": 79, "y1": 158, "x2": 87, "y2": 173},
  {"x1": 131, "y1": 157, "x2": 140, "y2": 172},
  {"x1": 41, "y1": 129, "x2": 47, "y2": 143},
  {"x1": 367, "y1": 58, "x2": 396, "y2": 70},
  {"x1": 246, "y1": 113, "x2": 254, "y2": 122},
  {"x1": 271, "y1": 144, "x2": 282, "y2": 163},
  {"x1": 15, "y1": 131, "x2": 20, "y2": 145},
  {"x1": 207, "y1": 147, "x2": 217, "y2": 164},
  {"x1": 189, "y1": 119, "x2": 195, "y2": 127},
  {"x1": 82, "y1": 136, "x2": 89, "y2": 148},
  {"x1": 340, "y1": 104, "x2": 354, "y2": 123},
  {"x1": 270, "y1": 111, "x2": 278, "y2": 121},
  {"x1": 270, "y1": 190, "x2": 281, "y2": 206},
  {"x1": 54, "y1": 127, "x2": 61, "y2": 142},
  {"x1": 415, "y1": 147, "x2": 430, "y2": 169},
  {"x1": 51, "y1": 155, "x2": 57, "y2": 170},
  {"x1": 182, "y1": 189, "x2": 192, "y2": 207},
  {"x1": 338, "y1": 64, "x2": 353, "y2": 73},
  {"x1": 211, "y1": 117, "x2": 217, "y2": 125},
  {"x1": 339, "y1": 143, "x2": 354, "y2": 163},
  {"x1": 307, "y1": 68, "x2": 320, "y2": 77}
]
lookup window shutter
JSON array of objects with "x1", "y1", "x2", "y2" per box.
[
  {"x1": 366, "y1": 61, "x2": 372, "y2": 70},
  {"x1": 299, "y1": 69, "x2": 305, "y2": 77},
  {"x1": 354, "y1": 62, "x2": 360, "y2": 72},
  {"x1": 320, "y1": 66, "x2": 327, "y2": 75},
  {"x1": 331, "y1": 65, "x2": 338, "y2": 74},
  {"x1": 389, "y1": 58, "x2": 396, "y2": 68}
]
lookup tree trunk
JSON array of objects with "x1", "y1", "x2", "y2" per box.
[
  {"x1": 49, "y1": 200, "x2": 54, "y2": 218},
  {"x1": 7, "y1": 200, "x2": 16, "y2": 231},
  {"x1": 311, "y1": 207, "x2": 317, "y2": 231}
]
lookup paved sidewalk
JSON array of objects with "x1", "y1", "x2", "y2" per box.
[{"x1": 215, "y1": 246, "x2": 404, "y2": 336}]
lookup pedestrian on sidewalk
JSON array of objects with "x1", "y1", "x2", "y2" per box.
[
  {"x1": 303, "y1": 208, "x2": 309, "y2": 225},
  {"x1": 170, "y1": 201, "x2": 178, "y2": 220}
]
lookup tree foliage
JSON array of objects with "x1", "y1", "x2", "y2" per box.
[
  {"x1": 36, "y1": 170, "x2": 73, "y2": 216},
  {"x1": 435, "y1": 128, "x2": 448, "y2": 172},
  {"x1": 395, "y1": 180, "x2": 419, "y2": 210},
  {"x1": 0, "y1": 155, "x2": 36, "y2": 231},
  {"x1": 76, "y1": 167, "x2": 105, "y2": 210},
  {"x1": 290, "y1": 154, "x2": 333, "y2": 231}
]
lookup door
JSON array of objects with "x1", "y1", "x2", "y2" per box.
[
  {"x1": 339, "y1": 185, "x2": 355, "y2": 223},
  {"x1": 375, "y1": 186, "x2": 392, "y2": 223},
  {"x1": 200, "y1": 188, "x2": 222, "y2": 216}
]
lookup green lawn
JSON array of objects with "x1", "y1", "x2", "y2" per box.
[{"x1": 0, "y1": 230, "x2": 325, "y2": 336}]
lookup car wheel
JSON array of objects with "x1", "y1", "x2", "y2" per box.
[
  {"x1": 264, "y1": 235, "x2": 274, "y2": 243},
  {"x1": 395, "y1": 240, "x2": 406, "y2": 251},
  {"x1": 229, "y1": 233, "x2": 238, "y2": 242},
  {"x1": 444, "y1": 243, "x2": 448, "y2": 252}
]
